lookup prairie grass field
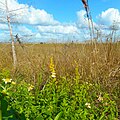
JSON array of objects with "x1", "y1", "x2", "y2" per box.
[{"x1": 0, "y1": 42, "x2": 120, "y2": 119}]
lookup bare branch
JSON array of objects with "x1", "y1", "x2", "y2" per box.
[
  {"x1": 8, "y1": 7, "x2": 27, "y2": 13},
  {"x1": 0, "y1": 7, "x2": 6, "y2": 12},
  {"x1": 0, "y1": 1, "x2": 5, "y2": 6}
]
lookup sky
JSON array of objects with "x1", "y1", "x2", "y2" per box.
[{"x1": 0, "y1": 0, "x2": 120, "y2": 42}]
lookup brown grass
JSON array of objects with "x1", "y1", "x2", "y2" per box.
[
  {"x1": 0, "y1": 42, "x2": 120, "y2": 110},
  {"x1": 0, "y1": 43, "x2": 120, "y2": 79},
  {"x1": 0, "y1": 43, "x2": 120, "y2": 90}
]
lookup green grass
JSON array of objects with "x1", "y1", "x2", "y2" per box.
[{"x1": 0, "y1": 72, "x2": 118, "y2": 120}]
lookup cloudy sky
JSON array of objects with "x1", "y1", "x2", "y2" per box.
[{"x1": 0, "y1": 0, "x2": 120, "y2": 42}]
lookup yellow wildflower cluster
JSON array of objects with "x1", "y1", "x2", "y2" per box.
[
  {"x1": 98, "y1": 94, "x2": 103, "y2": 102},
  {"x1": 2, "y1": 78, "x2": 12, "y2": 84},
  {"x1": 2, "y1": 78, "x2": 16, "y2": 85},
  {"x1": 49, "y1": 57, "x2": 56, "y2": 78},
  {"x1": 1, "y1": 78, "x2": 16, "y2": 95},
  {"x1": 28, "y1": 84, "x2": 34, "y2": 91}
]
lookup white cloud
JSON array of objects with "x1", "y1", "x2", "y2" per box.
[
  {"x1": 76, "y1": 10, "x2": 88, "y2": 28},
  {"x1": 36, "y1": 24, "x2": 82, "y2": 42},
  {"x1": 76, "y1": 10, "x2": 98, "y2": 29},
  {"x1": 98, "y1": 8, "x2": 120, "y2": 25},
  {"x1": 0, "y1": 0, "x2": 59, "y2": 25},
  {"x1": 0, "y1": 23, "x2": 8, "y2": 30},
  {"x1": 17, "y1": 26, "x2": 33, "y2": 35},
  {"x1": 37, "y1": 24, "x2": 79, "y2": 34},
  {"x1": 35, "y1": 33, "x2": 41, "y2": 38},
  {"x1": 17, "y1": 6, "x2": 59, "y2": 25},
  {"x1": 1, "y1": 1, "x2": 119, "y2": 42},
  {"x1": 0, "y1": 32, "x2": 10, "y2": 42},
  {"x1": 0, "y1": 0, "x2": 91, "y2": 42}
]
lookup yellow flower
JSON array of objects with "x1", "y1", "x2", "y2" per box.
[
  {"x1": 2, "y1": 78, "x2": 12, "y2": 84},
  {"x1": 85, "y1": 103, "x2": 91, "y2": 108},
  {"x1": 98, "y1": 95, "x2": 103, "y2": 102},
  {"x1": 11, "y1": 81, "x2": 16, "y2": 85},
  {"x1": 49, "y1": 57, "x2": 55, "y2": 72},
  {"x1": 51, "y1": 72, "x2": 56, "y2": 78},
  {"x1": 49, "y1": 57, "x2": 57, "y2": 78},
  {"x1": 85, "y1": 82, "x2": 89, "y2": 84},
  {"x1": 28, "y1": 85, "x2": 34, "y2": 91}
]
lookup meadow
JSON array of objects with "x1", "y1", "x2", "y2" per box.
[{"x1": 0, "y1": 42, "x2": 120, "y2": 119}]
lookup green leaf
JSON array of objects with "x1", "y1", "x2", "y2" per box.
[
  {"x1": 54, "y1": 112, "x2": 63, "y2": 120},
  {"x1": 1, "y1": 99, "x2": 8, "y2": 117},
  {"x1": 36, "y1": 114, "x2": 44, "y2": 120}
]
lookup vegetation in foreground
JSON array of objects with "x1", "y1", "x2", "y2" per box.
[{"x1": 0, "y1": 42, "x2": 120, "y2": 119}]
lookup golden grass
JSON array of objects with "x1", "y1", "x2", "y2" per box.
[
  {"x1": 0, "y1": 43, "x2": 119, "y2": 79},
  {"x1": 0, "y1": 42, "x2": 120, "y2": 114},
  {"x1": 0, "y1": 43, "x2": 119, "y2": 85}
]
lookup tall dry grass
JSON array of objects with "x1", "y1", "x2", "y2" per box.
[
  {"x1": 0, "y1": 42, "x2": 120, "y2": 112},
  {"x1": 0, "y1": 43, "x2": 120, "y2": 81}
]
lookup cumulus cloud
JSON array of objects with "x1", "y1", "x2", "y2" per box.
[
  {"x1": 76, "y1": 10, "x2": 88, "y2": 28},
  {"x1": 0, "y1": 23, "x2": 8, "y2": 30},
  {"x1": 17, "y1": 6, "x2": 59, "y2": 25},
  {"x1": 0, "y1": 0, "x2": 59, "y2": 25},
  {"x1": 36, "y1": 24, "x2": 82, "y2": 42},
  {"x1": 17, "y1": 26, "x2": 33, "y2": 35},
  {"x1": 98, "y1": 8, "x2": 120, "y2": 25},
  {"x1": 0, "y1": 32, "x2": 10, "y2": 42},
  {"x1": 1, "y1": 0, "x2": 119, "y2": 42},
  {"x1": 76, "y1": 10, "x2": 98, "y2": 29},
  {"x1": 37, "y1": 24, "x2": 79, "y2": 34}
]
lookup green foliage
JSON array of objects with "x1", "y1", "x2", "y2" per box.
[
  {"x1": 0, "y1": 78, "x2": 25, "y2": 119},
  {"x1": 0, "y1": 69, "x2": 118, "y2": 120},
  {"x1": 0, "y1": 69, "x2": 10, "y2": 80}
]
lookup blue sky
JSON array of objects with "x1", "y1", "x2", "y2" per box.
[
  {"x1": 18, "y1": 0, "x2": 120, "y2": 23},
  {"x1": 0, "y1": 0, "x2": 120, "y2": 42}
]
